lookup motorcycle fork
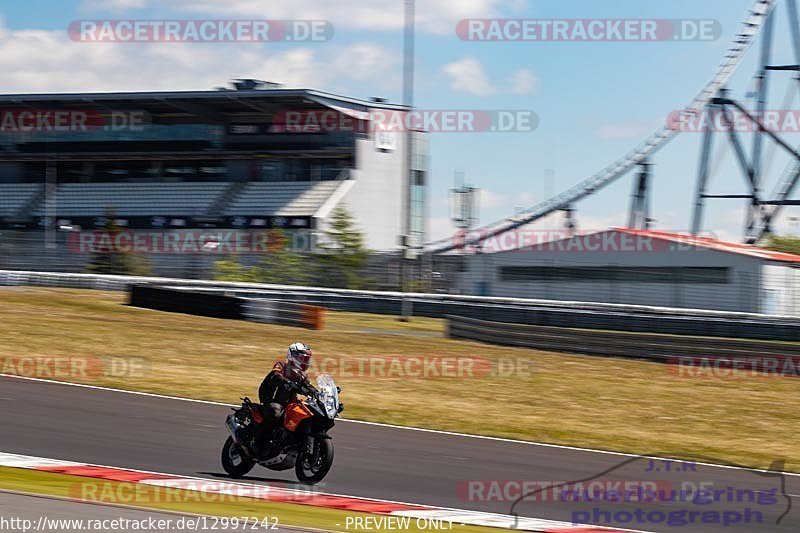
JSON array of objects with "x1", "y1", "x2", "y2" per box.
[{"x1": 301, "y1": 426, "x2": 319, "y2": 464}]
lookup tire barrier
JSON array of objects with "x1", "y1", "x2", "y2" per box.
[
  {"x1": 128, "y1": 285, "x2": 325, "y2": 330},
  {"x1": 242, "y1": 298, "x2": 325, "y2": 330},
  {"x1": 129, "y1": 285, "x2": 243, "y2": 319}
]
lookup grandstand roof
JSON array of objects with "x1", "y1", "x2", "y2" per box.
[{"x1": 0, "y1": 88, "x2": 408, "y2": 118}]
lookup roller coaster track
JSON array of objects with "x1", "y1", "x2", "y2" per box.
[
  {"x1": 753, "y1": 156, "x2": 800, "y2": 239},
  {"x1": 427, "y1": 0, "x2": 777, "y2": 253}
]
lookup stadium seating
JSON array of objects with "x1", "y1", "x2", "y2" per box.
[
  {"x1": 0, "y1": 184, "x2": 41, "y2": 217},
  {"x1": 32, "y1": 182, "x2": 231, "y2": 217},
  {"x1": 225, "y1": 181, "x2": 342, "y2": 216}
]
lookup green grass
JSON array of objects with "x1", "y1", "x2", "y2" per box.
[
  {"x1": 1, "y1": 287, "x2": 798, "y2": 471},
  {"x1": 0, "y1": 467, "x2": 497, "y2": 533}
]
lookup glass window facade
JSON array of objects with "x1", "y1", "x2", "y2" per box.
[{"x1": 409, "y1": 131, "x2": 428, "y2": 249}]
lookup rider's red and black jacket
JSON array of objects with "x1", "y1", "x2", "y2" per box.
[{"x1": 258, "y1": 361, "x2": 301, "y2": 406}]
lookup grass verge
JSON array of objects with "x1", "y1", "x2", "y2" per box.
[
  {"x1": 0, "y1": 466, "x2": 498, "y2": 533},
  {"x1": 0, "y1": 287, "x2": 798, "y2": 471}
]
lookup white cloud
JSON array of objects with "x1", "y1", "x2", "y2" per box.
[
  {"x1": 428, "y1": 216, "x2": 459, "y2": 242},
  {"x1": 479, "y1": 189, "x2": 509, "y2": 209},
  {"x1": 78, "y1": 0, "x2": 521, "y2": 34},
  {"x1": 443, "y1": 57, "x2": 496, "y2": 96},
  {"x1": 508, "y1": 67, "x2": 537, "y2": 95},
  {"x1": 329, "y1": 43, "x2": 400, "y2": 92},
  {"x1": 0, "y1": 21, "x2": 396, "y2": 95},
  {"x1": 443, "y1": 58, "x2": 538, "y2": 96},
  {"x1": 81, "y1": 0, "x2": 149, "y2": 12}
]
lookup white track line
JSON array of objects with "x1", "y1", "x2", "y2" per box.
[
  {"x1": 3, "y1": 373, "x2": 798, "y2": 478},
  {"x1": 0, "y1": 451, "x2": 641, "y2": 533}
]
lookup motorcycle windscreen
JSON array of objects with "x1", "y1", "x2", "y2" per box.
[
  {"x1": 316, "y1": 374, "x2": 340, "y2": 418},
  {"x1": 283, "y1": 402, "x2": 314, "y2": 432}
]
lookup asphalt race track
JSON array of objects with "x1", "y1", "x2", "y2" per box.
[{"x1": 1, "y1": 376, "x2": 798, "y2": 532}]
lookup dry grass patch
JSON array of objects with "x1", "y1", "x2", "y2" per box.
[{"x1": 0, "y1": 288, "x2": 797, "y2": 471}]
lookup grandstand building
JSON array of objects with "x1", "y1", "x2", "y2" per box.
[{"x1": 0, "y1": 82, "x2": 427, "y2": 253}]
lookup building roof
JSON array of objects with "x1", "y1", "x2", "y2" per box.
[
  {"x1": 0, "y1": 88, "x2": 408, "y2": 119},
  {"x1": 614, "y1": 228, "x2": 800, "y2": 264}
]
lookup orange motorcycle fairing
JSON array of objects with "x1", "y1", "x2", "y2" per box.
[{"x1": 283, "y1": 401, "x2": 313, "y2": 432}]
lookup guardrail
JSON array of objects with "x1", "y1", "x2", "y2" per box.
[
  {"x1": 2, "y1": 269, "x2": 798, "y2": 341},
  {"x1": 446, "y1": 315, "x2": 798, "y2": 364}
]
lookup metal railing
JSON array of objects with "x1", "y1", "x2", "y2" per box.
[{"x1": 1, "y1": 269, "x2": 798, "y2": 341}]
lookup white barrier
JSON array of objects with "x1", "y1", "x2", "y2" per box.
[{"x1": 1, "y1": 269, "x2": 798, "y2": 327}]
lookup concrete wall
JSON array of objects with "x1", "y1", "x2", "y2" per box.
[{"x1": 456, "y1": 233, "x2": 765, "y2": 313}]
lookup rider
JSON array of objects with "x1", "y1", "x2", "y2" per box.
[{"x1": 253, "y1": 342, "x2": 312, "y2": 455}]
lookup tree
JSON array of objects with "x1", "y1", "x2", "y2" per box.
[
  {"x1": 253, "y1": 230, "x2": 313, "y2": 285},
  {"x1": 211, "y1": 256, "x2": 256, "y2": 282},
  {"x1": 212, "y1": 230, "x2": 312, "y2": 285},
  {"x1": 85, "y1": 209, "x2": 151, "y2": 276},
  {"x1": 764, "y1": 234, "x2": 800, "y2": 255},
  {"x1": 318, "y1": 205, "x2": 369, "y2": 289}
]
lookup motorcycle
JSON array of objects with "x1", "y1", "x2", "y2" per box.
[{"x1": 221, "y1": 374, "x2": 343, "y2": 484}]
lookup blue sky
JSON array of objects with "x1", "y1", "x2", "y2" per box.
[{"x1": 1, "y1": 0, "x2": 798, "y2": 242}]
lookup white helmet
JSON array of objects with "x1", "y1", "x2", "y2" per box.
[{"x1": 286, "y1": 342, "x2": 312, "y2": 376}]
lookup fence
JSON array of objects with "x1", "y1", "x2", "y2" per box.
[
  {"x1": 0, "y1": 230, "x2": 432, "y2": 291},
  {"x1": 2, "y1": 270, "x2": 798, "y2": 341},
  {"x1": 5, "y1": 229, "x2": 798, "y2": 315}
]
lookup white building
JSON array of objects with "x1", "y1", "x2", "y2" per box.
[{"x1": 456, "y1": 228, "x2": 800, "y2": 315}]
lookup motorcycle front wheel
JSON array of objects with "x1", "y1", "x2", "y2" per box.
[
  {"x1": 221, "y1": 436, "x2": 255, "y2": 478},
  {"x1": 295, "y1": 438, "x2": 334, "y2": 484}
]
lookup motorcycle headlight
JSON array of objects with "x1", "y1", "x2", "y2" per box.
[{"x1": 323, "y1": 395, "x2": 337, "y2": 418}]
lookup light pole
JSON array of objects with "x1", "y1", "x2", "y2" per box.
[{"x1": 400, "y1": 0, "x2": 415, "y2": 321}]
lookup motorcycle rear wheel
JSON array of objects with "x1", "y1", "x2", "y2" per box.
[
  {"x1": 295, "y1": 438, "x2": 334, "y2": 484},
  {"x1": 221, "y1": 436, "x2": 255, "y2": 478}
]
